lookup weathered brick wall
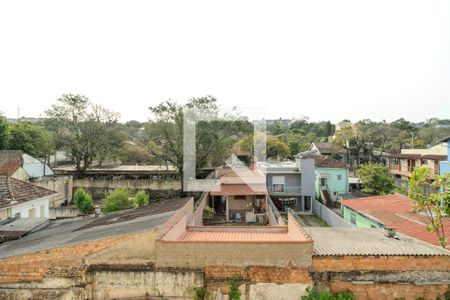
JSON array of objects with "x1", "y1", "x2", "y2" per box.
[
  {"x1": 312, "y1": 255, "x2": 450, "y2": 271},
  {"x1": 312, "y1": 255, "x2": 450, "y2": 300},
  {"x1": 205, "y1": 265, "x2": 312, "y2": 300},
  {"x1": 0, "y1": 235, "x2": 129, "y2": 284}
]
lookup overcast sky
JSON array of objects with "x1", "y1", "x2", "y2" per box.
[{"x1": 0, "y1": 0, "x2": 449, "y2": 123}]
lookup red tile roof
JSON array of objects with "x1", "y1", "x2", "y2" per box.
[
  {"x1": 0, "y1": 176, "x2": 56, "y2": 209},
  {"x1": 302, "y1": 154, "x2": 349, "y2": 169},
  {"x1": 340, "y1": 194, "x2": 450, "y2": 248},
  {"x1": 0, "y1": 150, "x2": 23, "y2": 176},
  {"x1": 176, "y1": 226, "x2": 311, "y2": 243}
]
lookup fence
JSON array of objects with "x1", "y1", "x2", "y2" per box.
[{"x1": 312, "y1": 199, "x2": 353, "y2": 228}]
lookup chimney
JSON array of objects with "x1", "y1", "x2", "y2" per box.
[{"x1": 386, "y1": 227, "x2": 396, "y2": 238}]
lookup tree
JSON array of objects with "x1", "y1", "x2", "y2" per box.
[
  {"x1": 46, "y1": 94, "x2": 125, "y2": 178},
  {"x1": 236, "y1": 133, "x2": 290, "y2": 160},
  {"x1": 134, "y1": 190, "x2": 149, "y2": 207},
  {"x1": 147, "y1": 96, "x2": 253, "y2": 185},
  {"x1": 358, "y1": 162, "x2": 395, "y2": 195},
  {"x1": 408, "y1": 167, "x2": 450, "y2": 248},
  {"x1": 7, "y1": 122, "x2": 55, "y2": 160},
  {"x1": 0, "y1": 115, "x2": 10, "y2": 150},
  {"x1": 102, "y1": 189, "x2": 133, "y2": 213},
  {"x1": 73, "y1": 188, "x2": 94, "y2": 213}
]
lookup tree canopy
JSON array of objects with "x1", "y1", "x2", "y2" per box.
[{"x1": 357, "y1": 162, "x2": 395, "y2": 195}]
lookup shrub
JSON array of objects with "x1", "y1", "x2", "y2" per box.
[
  {"x1": 301, "y1": 287, "x2": 354, "y2": 300},
  {"x1": 102, "y1": 189, "x2": 132, "y2": 213},
  {"x1": 134, "y1": 190, "x2": 149, "y2": 207},
  {"x1": 229, "y1": 276, "x2": 241, "y2": 300},
  {"x1": 73, "y1": 188, "x2": 94, "y2": 213},
  {"x1": 193, "y1": 287, "x2": 209, "y2": 300},
  {"x1": 203, "y1": 206, "x2": 215, "y2": 223}
]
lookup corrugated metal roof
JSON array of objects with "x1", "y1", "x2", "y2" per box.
[
  {"x1": 306, "y1": 227, "x2": 450, "y2": 256},
  {"x1": 22, "y1": 153, "x2": 54, "y2": 178}
]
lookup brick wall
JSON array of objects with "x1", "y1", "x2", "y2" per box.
[
  {"x1": 312, "y1": 255, "x2": 450, "y2": 299},
  {"x1": 0, "y1": 235, "x2": 129, "y2": 284},
  {"x1": 312, "y1": 255, "x2": 450, "y2": 272}
]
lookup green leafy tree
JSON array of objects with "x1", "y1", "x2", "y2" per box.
[
  {"x1": 102, "y1": 189, "x2": 132, "y2": 213},
  {"x1": 147, "y1": 96, "x2": 253, "y2": 187},
  {"x1": 358, "y1": 162, "x2": 395, "y2": 195},
  {"x1": 236, "y1": 133, "x2": 290, "y2": 160},
  {"x1": 73, "y1": 188, "x2": 94, "y2": 213},
  {"x1": 134, "y1": 190, "x2": 149, "y2": 207},
  {"x1": 45, "y1": 94, "x2": 125, "y2": 178},
  {"x1": 408, "y1": 167, "x2": 450, "y2": 248},
  {"x1": 7, "y1": 122, "x2": 55, "y2": 160},
  {"x1": 0, "y1": 115, "x2": 10, "y2": 149},
  {"x1": 203, "y1": 206, "x2": 215, "y2": 223}
]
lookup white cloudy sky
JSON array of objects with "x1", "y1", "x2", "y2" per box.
[{"x1": 0, "y1": 0, "x2": 449, "y2": 123}]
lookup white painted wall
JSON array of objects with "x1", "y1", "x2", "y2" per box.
[{"x1": 10, "y1": 196, "x2": 50, "y2": 218}]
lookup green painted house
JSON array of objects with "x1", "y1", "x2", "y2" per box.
[{"x1": 299, "y1": 154, "x2": 349, "y2": 206}]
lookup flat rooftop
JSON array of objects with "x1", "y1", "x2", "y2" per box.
[{"x1": 177, "y1": 226, "x2": 309, "y2": 243}]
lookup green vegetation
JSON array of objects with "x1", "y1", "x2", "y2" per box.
[
  {"x1": 408, "y1": 167, "x2": 450, "y2": 248},
  {"x1": 203, "y1": 206, "x2": 216, "y2": 223},
  {"x1": 45, "y1": 94, "x2": 125, "y2": 178},
  {"x1": 73, "y1": 188, "x2": 94, "y2": 213},
  {"x1": 134, "y1": 190, "x2": 149, "y2": 207},
  {"x1": 193, "y1": 287, "x2": 209, "y2": 300},
  {"x1": 102, "y1": 189, "x2": 133, "y2": 213},
  {"x1": 301, "y1": 287, "x2": 354, "y2": 300},
  {"x1": 228, "y1": 276, "x2": 241, "y2": 300},
  {"x1": 358, "y1": 162, "x2": 395, "y2": 195}
]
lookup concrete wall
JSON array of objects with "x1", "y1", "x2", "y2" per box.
[
  {"x1": 32, "y1": 175, "x2": 73, "y2": 207},
  {"x1": 313, "y1": 200, "x2": 353, "y2": 228},
  {"x1": 49, "y1": 207, "x2": 81, "y2": 219},
  {"x1": 156, "y1": 241, "x2": 313, "y2": 268},
  {"x1": 73, "y1": 179, "x2": 181, "y2": 191},
  {"x1": 11, "y1": 196, "x2": 49, "y2": 218},
  {"x1": 300, "y1": 159, "x2": 315, "y2": 197}
]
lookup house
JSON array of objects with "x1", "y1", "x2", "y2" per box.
[
  {"x1": 0, "y1": 150, "x2": 73, "y2": 207},
  {"x1": 440, "y1": 135, "x2": 450, "y2": 176},
  {"x1": 386, "y1": 143, "x2": 447, "y2": 180},
  {"x1": 258, "y1": 158, "x2": 315, "y2": 212},
  {"x1": 340, "y1": 194, "x2": 450, "y2": 248},
  {"x1": 0, "y1": 176, "x2": 56, "y2": 221},
  {"x1": 209, "y1": 167, "x2": 268, "y2": 222},
  {"x1": 307, "y1": 142, "x2": 347, "y2": 163},
  {"x1": 300, "y1": 154, "x2": 349, "y2": 206}
]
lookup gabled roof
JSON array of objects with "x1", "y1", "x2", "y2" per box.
[
  {"x1": 302, "y1": 154, "x2": 349, "y2": 169},
  {"x1": 311, "y1": 142, "x2": 346, "y2": 155},
  {"x1": 0, "y1": 150, "x2": 23, "y2": 176},
  {"x1": 340, "y1": 194, "x2": 450, "y2": 248},
  {"x1": 0, "y1": 176, "x2": 56, "y2": 210}
]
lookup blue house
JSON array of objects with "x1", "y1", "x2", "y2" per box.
[
  {"x1": 440, "y1": 135, "x2": 450, "y2": 176},
  {"x1": 300, "y1": 154, "x2": 349, "y2": 207}
]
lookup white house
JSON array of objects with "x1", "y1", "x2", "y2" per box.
[{"x1": 0, "y1": 176, "x2": 56, "y2": 221}]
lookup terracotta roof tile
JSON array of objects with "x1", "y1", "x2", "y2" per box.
[
  {"x1": 340, "y1": 194, "x2": 450, "y2": 248},
  {"x1": 0, "y1": 176, "x2": 56, "y2": 209},
  {"x1": 0, "y1": 150, "x2": 23, "y2": 176},
  {"x1": 301, "y1": 154, "x2": 349, "y2": 169}
]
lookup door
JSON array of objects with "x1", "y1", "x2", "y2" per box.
[
  {"x1": 320, "y1": 178, "x2": 327, "y2": 187},
  {"x1": 28, "y1": 207, "x2": 36, "y2": 218}
]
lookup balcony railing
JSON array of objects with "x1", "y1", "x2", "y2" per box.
[{"x1": 267, "y1": 186, "x2": 302, "y2": 195}]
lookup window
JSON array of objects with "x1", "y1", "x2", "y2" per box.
[
  {"x1": 337, "y1": 174, "x2": 342, "y2": 180},
  {"x1": 350, "y1": 212, "x2": 356, "y2": 224},
  {"x1": 320, "y1": 178, "x2": 326, "y2": 187}
]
